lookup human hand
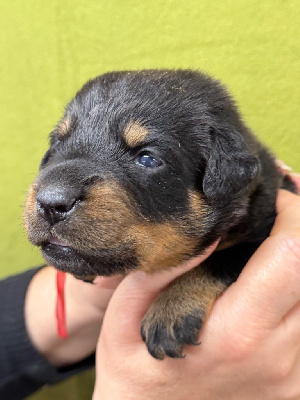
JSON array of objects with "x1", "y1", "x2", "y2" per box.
[
  {"x1": 93, "y1": 178, "x2": 300, "y2": 400},
  {"x1": 25, "y1": 267, "x2": 123, "y2": 367}
]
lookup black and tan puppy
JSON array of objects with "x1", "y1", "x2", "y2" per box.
[{"x1": 24, "y1": 70, "x2": 296, "y2": 360}]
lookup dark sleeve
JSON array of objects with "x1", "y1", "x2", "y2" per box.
[{"x1": 0, "y1": 267, "x2": 95, "y2": 400}]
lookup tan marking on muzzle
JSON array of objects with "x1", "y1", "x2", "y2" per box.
[
  {"x1": 23, "y1": 183, "x2": 37, "y2": 233},
  {"x1": 129, "y1": 222, "x2": 198, "y2": 273},
  {"x1": 80, "y1": 182, "x2": 139, "y2": 249}
]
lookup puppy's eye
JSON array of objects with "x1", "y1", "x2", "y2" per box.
[{"x1": 135, "y1": 152, "x2": 162, "y2": 168}]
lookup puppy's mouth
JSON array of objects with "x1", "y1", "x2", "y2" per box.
[
  {"x1": 40, "y1": 235, "x2": 137, "y2": 278},
  {"x1": 40, "y1": 236, "x2": 92, "y2": 277},
  {"x1": 47, "y1": 236, "x2": 71, "y2": 247},
  {"x1": 42, "y1": 236, "x2": 74, "y2": 257}
]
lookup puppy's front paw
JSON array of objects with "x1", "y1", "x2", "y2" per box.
[
  {"x1": 141, "y1": 304, "x2": 203, "y2": 360},
  {"x1": 140, "y1": 267, "x2": 226, "y2": 360}
]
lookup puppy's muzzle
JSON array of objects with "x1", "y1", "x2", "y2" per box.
[
  {"x1": 36, "y1": 184, "x2": 82, "y2": 225},
  {"x1": 35, "y1": 159, "x2": 101, "y2": 226}
]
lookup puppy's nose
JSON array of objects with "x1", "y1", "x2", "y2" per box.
[{"x1": 36, "y1": 185, "x2": 82, "y2": 225}]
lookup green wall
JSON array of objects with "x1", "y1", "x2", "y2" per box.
[{"x1": 0, "y1": 1, "x2": 299, "y2": 398}]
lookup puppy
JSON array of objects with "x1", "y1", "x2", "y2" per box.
[{"x1": 24, "y1": 70, "x2": 296, "y2": 360}]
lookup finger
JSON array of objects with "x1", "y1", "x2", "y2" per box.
[
  {"x1": 272, "y1": 189, "x2": 300, "y2": 236},
  {"x1": 290, "y1": 173, "x2": 300, "y2": 193},
  {"x1": 220, "y1": 190, "x2": 300, "y2": 331},
  {"x1": 269, "y1": 300, "x2": 300, "y2": 369},
  {"x1": 274, "y1": 160, "x2": 300, "y2": 193},
  {"x1": 275, "y1": 159, "x2": 293, "y2": 174},
  {"x1": 280, "y1": 300, "x2": 300, "y2": 336},
  {"x1": 102, "y1": 240, "x2": 220, "y2": 344},
  {"x1": 93, "y1": 274, "x2": 124, "y2": 289}
]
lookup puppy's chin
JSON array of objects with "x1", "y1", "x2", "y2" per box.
[
  {"x1": 41, "y1": 243, "x2": 86, "y2": 275},
  {"x1": 40, "y1": 242, "x2": 136, "y2": 278}
]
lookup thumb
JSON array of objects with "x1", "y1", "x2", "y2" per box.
[
  {"x1": 101, "y1": 240, "x2": 220, "y2": 345},
  {"x1": 291, "y1": 173, "x2": 300, "y2": 193},
  {"x1": 214, "y1": 190, "x2": 300, "y2": 334}
]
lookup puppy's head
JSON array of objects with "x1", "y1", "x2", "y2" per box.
[{"x1": 24, "y1": 70, "x2": 259, "y2": 279}]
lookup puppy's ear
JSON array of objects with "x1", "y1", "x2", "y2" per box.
[{"x1": 202, "y1": 126, "x2": 259, "y2": 205}]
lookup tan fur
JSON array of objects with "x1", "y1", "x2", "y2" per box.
[
  {"x1": 23, "y1": 184, "x2": 37, "y2": 232},
  {"x1": 142, "y1": 266, "x2": 226, "y2": 343},
  {"x1": 78, "y1": 182, "x2": 137, "y2": 249},
  {"x1": 24, "y1": 180, "x2": 209, "y2": 278},
  {"x1": 128, "y1": 222, "x2": 198, "y2": 273},
  {"x1": 57, "y1": 116, "x2": 72, "y2": 137},
  {"x1": 82, "y1": 183, "x2": 198, "y2": 270},
  {"x1": 188, "y1": 191, "x2": 208, "y2": 217},
  {"x1": 123, "y1": 121, "x2": 149, "y2": 147},
  {"x1": 216, "y1": 239, "x2": 240, "y2": 251}
]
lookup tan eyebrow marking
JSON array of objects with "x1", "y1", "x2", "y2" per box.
[
  {"x1": 57, "y1": 116, "x2": 72, "y2": 136},
  {"x1": 123, "y1": 121, "x2": 149, "y2": 147}
]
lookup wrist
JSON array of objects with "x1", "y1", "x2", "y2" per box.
[{"x1": 25, "y1": 267, "x2": 104, "y2": 367}]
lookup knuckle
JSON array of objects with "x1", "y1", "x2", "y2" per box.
[
  {"x1": 220, "y1": 331, "x2": 258, "y2": 362},
  {"x1": 267, "y1": 360, "x2": 293, "y2": 384},
  {"x1": 280, "y1": 234, "x2": 300, "y2": 264},
  {"x1": 265, "y1": 350, "x2": 296, "y2": 389}
]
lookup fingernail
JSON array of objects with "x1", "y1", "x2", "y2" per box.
[{"x1": 275, "y1": 160, "x2": 293, "y2": 172}]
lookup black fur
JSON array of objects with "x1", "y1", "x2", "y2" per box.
[{"x1": 24, "y1": 69, "x2": 297, "y2": 358}]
